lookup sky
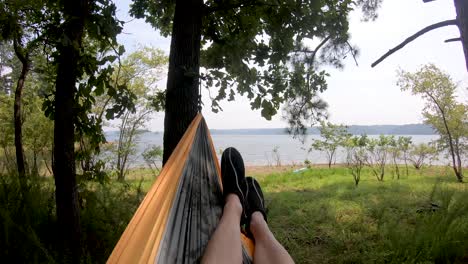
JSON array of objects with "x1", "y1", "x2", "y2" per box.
[{"x1": 115, "y1": 0, "x2": 467, "y2": 130}]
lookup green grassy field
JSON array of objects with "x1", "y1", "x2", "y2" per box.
[
  {"x1": 1, "y1": 165, "x2": 467, "y2": 263},
  {"x1": 249, "y1": 166, "x2": 468, "y2": 264},
  {"x1": 126, "y1": 165, "x2": 468, "y2": 263}
]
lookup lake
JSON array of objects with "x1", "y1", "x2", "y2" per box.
[{"x1": 107, "y1": 133, "x2": 441, "y2": 167}]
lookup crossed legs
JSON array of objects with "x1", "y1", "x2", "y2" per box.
[
  {"x1": 202, "y1": 197, "x2": 293, "y2": 264},
  {"x1": 202, "y1": 147, "x2": 293, "y2": 264}
]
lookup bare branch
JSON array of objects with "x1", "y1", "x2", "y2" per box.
[
  {"x1": 346, "y1": 41, "x2": 359, "y2": 66},
  {"x1": 371, "y1": 19, "x2": 458, "y2": 68},
  {"x1": 445, "y1": 37, "x2": 462, "y2": 43},
  {"x1": 310, "y1": 36, "x2": 332, "y2": 65},
  {"x1": 290, "y1": 36, "x2": 331, "y2": 66}
]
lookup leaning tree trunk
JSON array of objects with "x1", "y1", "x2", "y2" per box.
[
  {"x1": 53, "y1": 0, "x2": 88, "y2": 261},
  {"x1": 439, "y1": 111, "x2": 462, "y2": 182},
  {"x1": 454, "y1": 0, "x2": 468, "y2": 71},
  {"x1": 162, "y1": 0, "x2": 203, "y2": 164},
  {"x1": 12, "y1": 45, "x2": 28, "y2": 191}
]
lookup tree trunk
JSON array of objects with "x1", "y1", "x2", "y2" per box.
[
  {"x1": 404, "y1": 155, "x2": 409, "y2": 176},
  {"x1": 454, "y1": 140, "x2": 463, "y2": 181},
  {"x1": 440, "y1": 111, "x2": 462, "y2": 182},
  {"x1": 393, "y1": 155, "x2": 400, "y2": 179},
  {"x1": 162, "y1": 0, "x2": 203, "y2": 164},
  {"x1": 32, "y1": 150, "x2": 38, "y2": 176},
  {"x1": 53, "y1": 0, "x2": 88, "y2": 261},
  {"x1": 12, "y1": 41, "x2": 28, "y2": 192},
  {"x1": 328, "y1": 149, "x2": 336, "y2": 168},
  {"x1": 14, "y1": 60, "x2": 28, "y2": 186},
  {"x1": 454, "y1": 0, "x2": 468, "y2": 71},
  {"x1": 116, "y1": 112, "x2": 129, "y2": 181}
]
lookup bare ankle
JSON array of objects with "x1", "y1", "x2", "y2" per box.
[
  {"x1": 225, "y1": 194, "x2": 242, "y2": 215},
  {"x1": 250, "y1": 211, "x2": 267, "y2": 236}
]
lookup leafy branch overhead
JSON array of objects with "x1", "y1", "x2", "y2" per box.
[{"x1": 131, "y1": 0, "x2": 383, "y2": 133}]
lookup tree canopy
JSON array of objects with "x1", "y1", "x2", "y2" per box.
[
  {"x1": 311, "y1": 121, "x2": 351, "y2": 168},
  {"x1": 130, "y1": 0, "x2": 383, "y2": 160}
]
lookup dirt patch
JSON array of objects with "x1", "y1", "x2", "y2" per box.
[
  {"x1": 245, "y1": 165, "x2": 303, "y2": 176},
  {"x1": 245, "y1": 164, "x2": 345, "y2": 176}
]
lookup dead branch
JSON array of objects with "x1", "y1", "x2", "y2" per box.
[
  {"x1": 346, "y1": 41, "x2": 359, "y2": 66},
  {"x1": 371, "y1": 19, "x2": 458, "y2": 68},
  {"x1": 445, "y1": 37, "x2": 462, "y2": 43}
]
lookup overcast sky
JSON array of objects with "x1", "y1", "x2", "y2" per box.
[{"x1": 115, "y1": 0, "x2": 467, "y2": 130}]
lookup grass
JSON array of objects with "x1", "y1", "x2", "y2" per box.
[
  {"x1": 0, "y1": 165, "x2": 467, "y2": 263},
  {"x1": 254, "y1": 166, "x2": 468, "y2": 264}
]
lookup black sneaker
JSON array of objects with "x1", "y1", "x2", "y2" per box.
[
  {"x1": 246, "y1": 176, "x2": 267, "y2": 223},
  {"x1": 221, "y1": 147, "x2": 248, "y2": 220}
]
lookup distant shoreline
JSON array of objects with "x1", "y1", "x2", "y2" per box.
[
  {"x1": 105, "y1": 124, "x2": 437, "y2": 136},
  {"x1": 209, "y1": 124, "x2": 436, "y2": 135}
]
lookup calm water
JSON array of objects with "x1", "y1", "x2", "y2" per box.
[{"x1": 110, "y1": 133, "x2": 440, "y2": 167}]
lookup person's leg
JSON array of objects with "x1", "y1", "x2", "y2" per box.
[
  {"x1": 201, "y1": 194, "x2": 243, "y2": 264},
  {"x1": 245, "y1": 177, "x2": 294, "y2": 264},
  {"x1": 250, "y1": 212, "x2": 294, "y2": 264},
  {"x1": 202, "y1": 147, "x2": 248, "y2": 264}
]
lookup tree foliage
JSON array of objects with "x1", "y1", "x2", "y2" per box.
[
  {"x1": 345, "y1": 135, "x2": 368, "y2": 186},
  {"x1": 397, "y1": 136, "x2": 412, "y2": 177},
  {"x1": 398, "y1": 64, "x2": 466, "y2": 182},
  {"x1": 130, "y1": 0, "x2": 383, "y2": 160},
  {"x1": 364, "y1": 135, "x2": 393, "y2": 181},
  {"x1": 408, "y1": 142, "x2": 437, "y2": 170},
  {"x1": 0, "y1": 42, "x2": 17, "y2": 95},
  {"x1": 142, "y1": 145, "x2": 163, "y2": 176},
  {"x1": 110, "y1": 46, "x2": 167, "y2": 181},
  {"x1": 0, "y1": 0, "x2": 54, "y2": 188},
  {"x1": 311, "y1": 121, "x2": 351, "y2": 168}
]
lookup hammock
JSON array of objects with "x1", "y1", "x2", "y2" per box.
[{"x1": 107, "y1": 114, "x2": 254, "y2": 264}]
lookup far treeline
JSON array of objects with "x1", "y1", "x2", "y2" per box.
[{"x1": 210, "y1": 124, "x2": 436, "y2": 135}]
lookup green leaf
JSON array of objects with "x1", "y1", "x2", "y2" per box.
[{"x1": 118, "y1": 45, "x2": 125, "y2": 56}]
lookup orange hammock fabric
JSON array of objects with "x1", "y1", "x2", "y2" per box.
[{"x1": 107, "y1": 114, "x2": 254, "y2": 264}]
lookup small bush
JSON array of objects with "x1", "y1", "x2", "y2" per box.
[
  {"x1": 0, "y1": 174, "x2": 144, "y2": 263},
  {"x1": 0, "y1": 176, "x2": 57, "y2": 263}
]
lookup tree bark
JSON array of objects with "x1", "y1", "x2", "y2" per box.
[
  {"x1": 12, "y1": 41, "x2": 28, "y2": 191},
  {"x1": 53, "y1": 0, "x2": 88, "y2": 261},
  {"x1": 454, "y1": 0, "x2": 468, "y2": 71},
  {"x1": 162, "y1": 0, "x2": 203, "y2": 164}
]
